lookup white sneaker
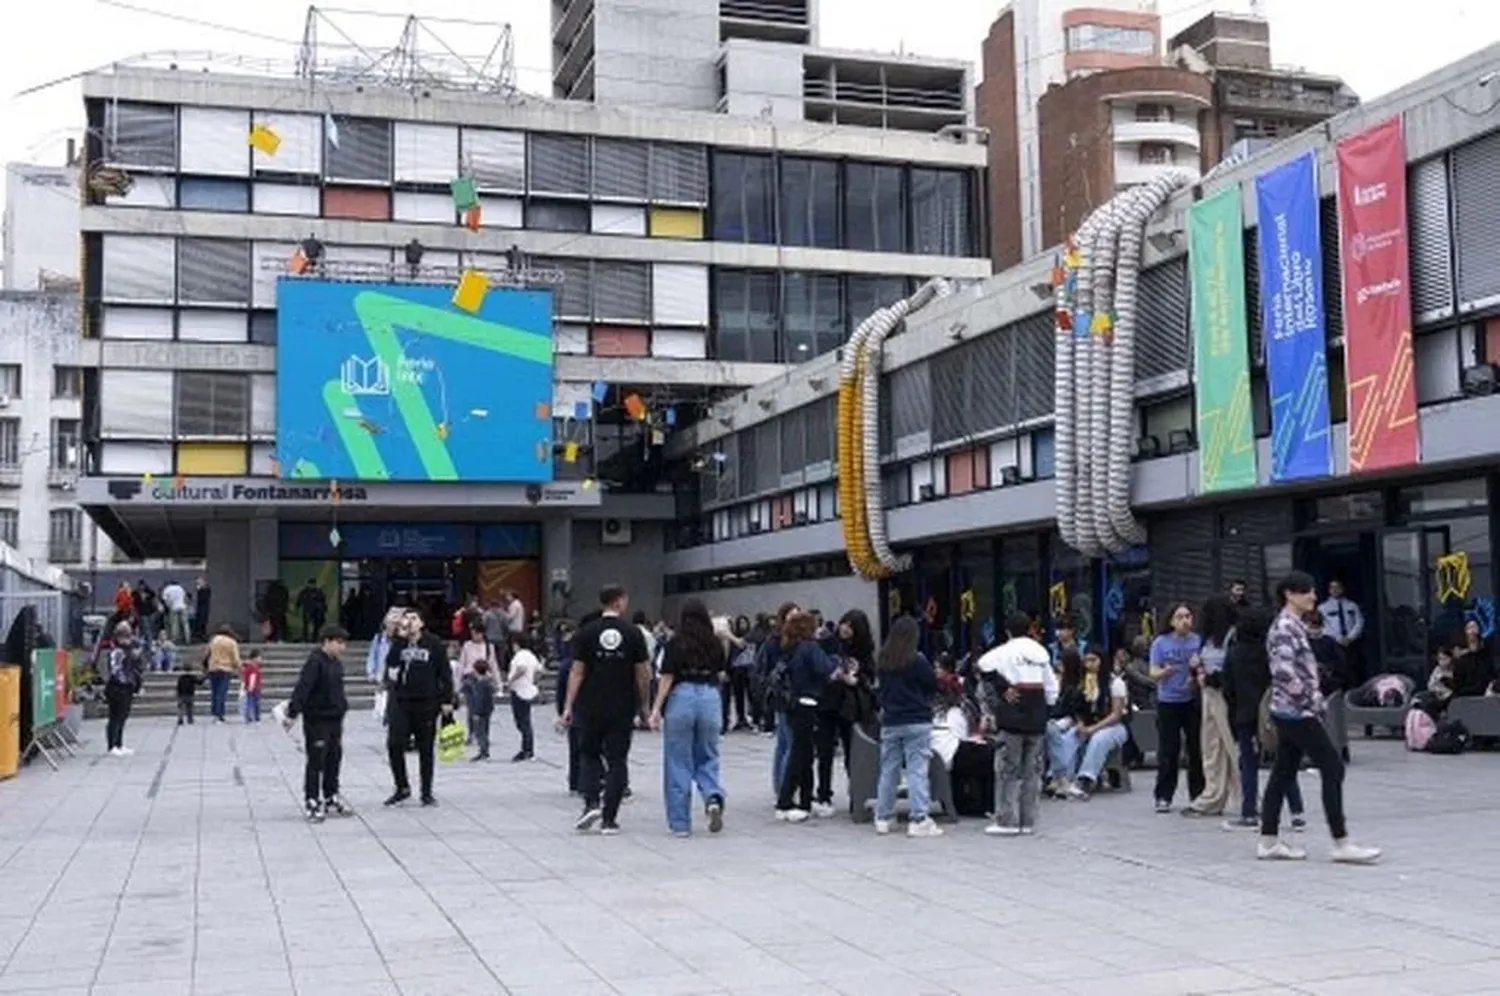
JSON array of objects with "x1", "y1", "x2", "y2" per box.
[
  {"x1": 985, "y1": 823, "x2": 1021, "y2": 837},
  {"x1": 117, "y1": 746, "x2": 134, "y2": 756},
  {"x1": 779, "y1": 809, "x2": 809, "y2": 824},
  {"x1": 873, "y1": 819, "x2": 891, "y2": 835},
  {"x1": 1256, "y1": 837, "x2": 1307, "y2": 861},
  {"x1": 107, "y1": 747, "x2": 122, "y2": 757},
  {"x1": 908, "y1": 818, "x2": 944, "y2": 838},
  {"x1": 1330, "y1": 840, "x2": 1381, "y2": 865},
  {"x1": 811, "y1": 802, "x2": 836, "y2": 819}
]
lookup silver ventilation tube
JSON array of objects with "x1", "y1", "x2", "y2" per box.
[
  {"x1": 860, "y1": 278, "x2": 953, "y2": 575},
  {"x1": 1054, "y1": 209, "x2": 1103, "y2": 554},
  {"x1": 1088, "y1": 193, "x2": 1129, "y2": 553},
  {"x1": 1104, "y1": 170, "x2": 1197, "y2": 550}
]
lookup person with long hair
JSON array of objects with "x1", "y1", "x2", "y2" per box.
[
  {"x1": 1149, "y1": 602, "x2": 1204, "y2": 813},
  {"x1": 650, "y1": 599, "x2": 728, "y2": 836},
  {"x1": 1258, "y1": 572, "x2": 1379, "y2": 864},
  {"x1": 724, "y1": 615, "x2": 756, "y2": 732},
  {"x1": 871, "y1": 616, "x2": 942, "y2": 837},
  {"x1": 811, "y1": 609, "x2": 875, "y2": 817},
  {"x1": 773, "y1": 611, "x2": 836, "y2": 822},
  {"x1": 102, "y1": 620, "x2": 144, "y2": 756},
  {"x1": 1220, "y1": 606, "x2": 1306, "y2": 832},
  {"x1": 1055, "y1": 648, "x2": 1131, "y2": 799},
  {"x1": 1184, "y1": 595, "x2": 1240, "y2": 818},
  {"x1": 757, "y1": 602, "x2": 800, "y2": 791},
  {"x1": 204, "y1": 624, "x2": 241, "y2": 723}
]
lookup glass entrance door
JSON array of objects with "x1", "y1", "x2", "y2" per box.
[{"x1": 1381, "y1": 525, "x2": 1473, "y2": 676}]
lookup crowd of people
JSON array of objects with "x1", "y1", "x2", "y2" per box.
[{"x1": 90, "y1": 570, "x2": 1399, "y2": 864}]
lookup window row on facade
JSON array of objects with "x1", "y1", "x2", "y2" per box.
[
  {"x1": 691, "y1": 130, "x2": 1500, "y2": 518},
  {"x1": 0, "y1": 416, "x2": 82, "y2": 473},
  {"x1": 93, "y1": 101, "x2": 983, "y2": 257}
]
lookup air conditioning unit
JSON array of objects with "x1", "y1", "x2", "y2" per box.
[
  {"x1": 0, "y1": 395, "x2": 11, "y2": 409},
  {"x1": 601, "y1": 518, "x2": 633, "y2": 546}
]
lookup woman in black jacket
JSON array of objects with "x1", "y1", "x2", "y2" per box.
[
  {"x1": 1220, "y1": 607, "x2": 1305, "y2": 832},
  {"x1": 811, "y1": 609, "x2": 874, "y2": 816}
]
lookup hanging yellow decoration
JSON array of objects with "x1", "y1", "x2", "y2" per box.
[
  {"x1": 248, "y1": 124, "x2": 281, "y2": 156},
  {"x1": 959, "y1": 589, "x2": 976, "y2": 623},
  {"x1": 1048, "y1": 582, "x2": 1068, "y2": 621},
  {"x1": 563, "y1": 441, "x2": 579, "y2": 463},
  {"x1": 1436, "y1": 551, "x2": 1472, "y2": 602},
  {"x1": 452, "y1": 270, "x2": 489, "y2": 313}
]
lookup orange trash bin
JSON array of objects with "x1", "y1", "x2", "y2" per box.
[{"x1": 0, "y1": 665, "x2": 20, "y2": 779}]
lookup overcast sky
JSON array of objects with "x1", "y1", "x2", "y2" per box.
[{"x1": 1, "y1": 0, "x2": 1494, "y2": 181}]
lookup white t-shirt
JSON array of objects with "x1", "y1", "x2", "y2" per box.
[
  {"x1": 504, "y1": 600, "x2": 526, "y2": 635},
  {"x1": 161, "y1": 584, "x2": 186, "y2": 612},
  {"x1": 930, "y1": 706, "x2": 970, "y2": 769},
  {"x1": 507, "y1": 648, "x2": 541, "y2": 702}
]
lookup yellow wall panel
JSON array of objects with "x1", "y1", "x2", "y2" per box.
[
  {"x1": 648, "y1": 207, "x2": 705, "y2": 240},
  {"x1": 177, "y1": 443, "x2": 248, "y2": 475}
]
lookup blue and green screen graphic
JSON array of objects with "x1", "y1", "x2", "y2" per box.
[{"x1": 275, "y1": 281, "x2": 555, "y2": 482}]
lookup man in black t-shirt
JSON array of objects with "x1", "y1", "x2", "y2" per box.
[{"x1": 563, "y1": 584, "x2": 651, "y2": 834}]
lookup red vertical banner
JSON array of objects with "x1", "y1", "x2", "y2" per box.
[{"x1": 1336, "y1": 116, "x2": 1419, "y2": 473}]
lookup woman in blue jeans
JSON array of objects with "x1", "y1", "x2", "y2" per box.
[
  {"x1": 650, "y1": 599, "x2": 728, "y2": 837},
  {"x1": 872, "y1": 616, "x2": 942, "y2": 838},
  {"x1": 1045, "y1": 648, "x2": 1131, "y2": 799}
]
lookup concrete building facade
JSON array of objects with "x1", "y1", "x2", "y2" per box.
[
  {"x1": 73, "y1": 61, "x2": 988, "y2": 637},
  {"x1": 3, "y1": 164, "x2": 81, "y2": 292},
  {"x1": 552, "y1": 0, "x2": 971, "y2": 135},
  {"x1": 659, "y1": 42, "x2": 1500, "y2": 675}
]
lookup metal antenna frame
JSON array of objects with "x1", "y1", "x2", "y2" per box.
[{"x1": 296, "y1": 5, "x2": 516, "y2": 98}]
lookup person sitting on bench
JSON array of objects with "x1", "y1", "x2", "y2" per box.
[
  {"x1": 1047, "y1": 648, "x2": 1131, "y2": 800},
  {"x1": 930, "y1": 672, "x2": 993, "y2": 817}
]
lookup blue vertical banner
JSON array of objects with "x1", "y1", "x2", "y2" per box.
[{"x1": 1255, "y1": 152, "x2": 1333, "y2": 481}]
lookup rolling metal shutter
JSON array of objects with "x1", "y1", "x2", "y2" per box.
[
  {"x1": 105, "y1": 102, "x2": 176, "y2": 169},
  {"x1": 889, "y1": 361, "x2": 932, "y2": 458},
  {"x1": 1135, "y1": 258, "x2": 1189, "y2": 382},
  {"x1": 968, "y1": 330, "x2": 1014, "y2": 434},
  {"x1": 1320, "y1": 196, "x2": 1343, "y2": 340},
  {"x1": 528, "y1": 134, "x2": 590, "y2": 196},
  {"x1": 1449, "y1": 132, "x2": 1500, "y2": 313},
  {"x1": 178, "y1": 239, "x2": 251, "y2": 305},
  {"x1": 592, "y1": 139, "x2": 649, "y2": 200},
  {"x1": 461, "y1": 129, "x2": 526, "y2": 191},
  {"x1": 1408, "y1": 154, "x2": 1455, "y2": 323},
  {"x1": 930, "y1": 346, "x2": 968, "y2": 446},
  {"x1": 1013, "y1": 312, "x2": 1054, "y2": 421},
  {"x1": 649, "y1": 144, "x2": 709, "y2": 205},
  {"x1": 325, "y1": 117, "x2": 391, "y2": 182}
]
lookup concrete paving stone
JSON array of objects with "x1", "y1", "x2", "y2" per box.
[{"x1": 5, "y1": 720, "x2": 1500, "y2": 996}]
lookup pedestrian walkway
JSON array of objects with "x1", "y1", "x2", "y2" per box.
[{"x1": 2, "y1": 716, "x2": 1499, "y2": 996}]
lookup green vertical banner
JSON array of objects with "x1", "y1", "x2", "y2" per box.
[
  {"x1": 1189, "y1": 187, "x2": 1258, "y2": 493},
  {"x1": 31, "y1": 649, "x2": 55, "y2": 727}
]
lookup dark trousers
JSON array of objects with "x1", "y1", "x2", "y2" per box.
[
  {"x1": 208, "y1": 671, "x2": 231, "y2": 720},
  {"x1": 1262, "y1": 716, "x2": 1346, "y2": 839},
  {"x1": 304, "y1": 718, "x2": 344, "y2": 802},
  {"x1": 176, "y1": 695, "x2": 194, "y2": 725},
  {"x1": 1233, "y1": 722, "x2": 1302, "y2": 820},
  {"x1": 301, "y1": 611, "x2": 325, "y2": 642},
  {"x1": 723, "y1": 671, "x2": 749, "y2": 729},
  {"x1": 567, "y1": 724, "x2": 582, "y2": 792},
  {"x1": 511, "y1": 697, "x2": 534, "y2": 756},
  {"x1": 387, "y1": 701, "x2": 438, "y2": 796},
  {"x1": 105, "y1": 684, "x2": 133, "y2": 750},
  {"x1": 578, "y1": 714, "x2": 634, "y2": 824},
  {"x1": 777, "y1": 703, "x2": 818, "y2": 811},
  {"x1": 470, "y1": 710, "x2": 492, "y2": 757},
  {"x1": 813, "y1": 710, "x2": 851, "y2": 805},
  {"x1": 1154, "y1": 699, "x2": 1205, "y2": 804}
]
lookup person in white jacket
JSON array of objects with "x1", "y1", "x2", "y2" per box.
[
  {"x1": 975, "y1": 613, "x2": 1059, "y2": 837},
  {"x1": 367, "y1": 608, "x2": 403, "y2": 725}
]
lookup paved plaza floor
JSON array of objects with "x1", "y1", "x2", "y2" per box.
[{"x1": 2, "y1": 714, "x2": 1500, "y2": 996}]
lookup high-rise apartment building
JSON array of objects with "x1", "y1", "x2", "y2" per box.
[
  {"x1": 552, "y1": 0, "x2": 972, "y2": 135},
  {"x1": 977, "y1": 0, "x2": 1162, "y2": 268}
]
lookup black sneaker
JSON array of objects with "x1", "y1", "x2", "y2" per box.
[
  {"x1": 324, "y1": 796, "x2": 353, "y2": 818},
  {"x1": 600, "y1": 822, "x2": 622, "y2": 836},
  {"x1": 304, "y1": 799, "x2": 325, "y2": 824},
  {"x1": 623, "y1": 787, "x2": 633, "y2": 800},
  {"x1": 420, "y1": 794, "x2": 437, "y2": 807},
  {"x1": 384, "y1": 789, "x2": 411, "y2": 807},
  {"x1": 706, "y1": 799, "x2": 724, "y2": 834},
  {"x1": 575, "y1": 806, "x2": 603, "y2": 832},
  {"x1": 511, "y1": 751, "x2": 529, "y2": 763}
]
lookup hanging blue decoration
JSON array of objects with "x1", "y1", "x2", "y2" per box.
[
  {"x1": 591, "y1": 380, "x2": 609, "y2": 403},
  {"x1": 664, "y1": 407, "x2": 677, "y2": 427},
  {"x1": 572, "y1": 401, "x2": 590, "y2": 421}
]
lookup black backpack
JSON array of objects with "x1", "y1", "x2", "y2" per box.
[{"x1": 1428, "y1": 718, "x2": 1469, "y2": 755}]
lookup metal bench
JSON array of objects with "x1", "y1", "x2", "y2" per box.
[
  {"x1": 847, "y1": 723, "x2": 959, "y2": 824},
  {"x1": 1446, "y1": 696, "x2": 1500, "y2": 737}
]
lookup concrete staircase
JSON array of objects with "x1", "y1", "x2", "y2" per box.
[{"x1": 132, "y1": 642, "x2": 379, "y2": 718}]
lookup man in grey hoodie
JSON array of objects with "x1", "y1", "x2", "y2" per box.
[{"x1": 976, "y1": 613, "x2": 1058, "y2": 837}]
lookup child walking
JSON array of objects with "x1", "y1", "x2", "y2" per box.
[
  {"x1": 175, "y1": 664, "x2": 202, "y2": 725},
  {"x1": 242, "y1": 650, "x2": 263, "y2": 723},
  {"x1": 466, "y1": 659, "x2": 499, "y2": 761}
]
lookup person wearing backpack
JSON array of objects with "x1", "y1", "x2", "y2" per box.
[
  {"x1": 1259, "y1": 573, "x2": 1379, "y2": 864},
  {"x1": 757, "y1": 603, "x2": 800, "y2": 794},
  {"x1": 1220, "y1": 607, "x2": 1305, "y2": 833},
  {"x1": 773, "y1": 611, "x2": 837, "y2": 823}
]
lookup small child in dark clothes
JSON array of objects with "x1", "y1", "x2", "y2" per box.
[
  {"x1": 466, "y1": 659, "x2": 499, "y2": 762},
  {"x1": 176, "y1": 665, "x2": 203, "y2": 725}
]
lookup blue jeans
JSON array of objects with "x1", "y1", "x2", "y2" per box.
[
  {"x1": 662, "y1": 683, "x2": 725, "y2": 833},
  {"x1": 208, "y1": 672, "x2": 230, "y2": 720},
  {"x1": 1236, "y1": 724, "x2": 1302, "y2": 820},
  {"x1": 244, "y1": 691, "x2": 261, "y2": 723},
  {"x1": 772, "y1": 711, "x2": 790, "y2": 795},
  {"x1": 1076, "y1": 723, "x2": 1129, "y2": 783},
  {"x1": 1045, "y1": 721, "x2": 1080, "y2": 779},
  {"x1": 875, "y1": 723, "x2": 933, "y2": 822}
]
